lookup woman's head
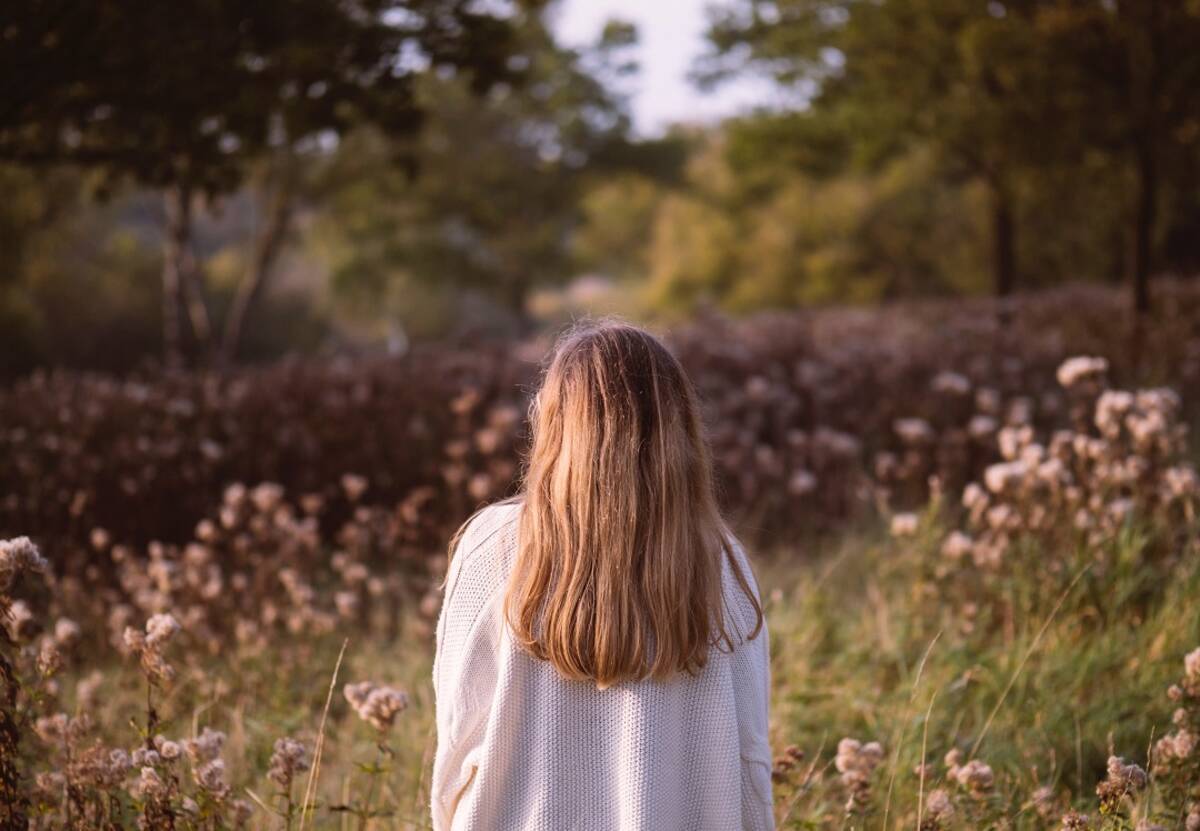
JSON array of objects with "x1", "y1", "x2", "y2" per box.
[{"x1": 504, "y1": 319, "x2": 762, "y2": 687}]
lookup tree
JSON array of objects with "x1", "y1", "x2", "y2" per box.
[
  {"x1": 1038, "y1": 1, "x2": 1200, "y2": 314},
  {"x1": 312, "y1": 10, "x2": 641, "y2": 335},
  {"x1": 702, "y1": 0, "x2": 1200, "y2": 313},
  {"x1": 700, "y1": 0, "x2": 1068, "y2": 299},
  {"x1": 627, "y1": 130, "x2": 987, "y2": 317},
  {"x1": 0, "y1": 0, "x2": 521, "y2": 364}
]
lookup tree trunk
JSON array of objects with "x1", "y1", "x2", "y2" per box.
[
  {"x1": 1108, "y1": 225, "x2": 1126, "y2": 284},
  {"x1": 181, "y1": 262, "x2": 212, "y2": 353},
  {"x1": 1123, "y1": 0, "x2": 1160, "y2": 317},
  {"x1": 1133, "y1": 139, "x2": 1156, "y2": 316},
  {"x1": 991, "y1": 184, "x2": 1016, "y2": 299},
  {"x1": 220, "y1": 171, "x2": 295, "y2": 364},
  {"x1": 506, "y1": 276, "x2": 532, "y2": 336},
  {"x1": 161, "y1": 186, "x2": 189, "y2": 367},
  {"x1": 163, "y1": 185, "x2": 212, "y2": 364}
]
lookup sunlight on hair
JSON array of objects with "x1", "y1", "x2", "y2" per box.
[{"x1": 498, "y1": 319, "x2": 763, "y2": 687}]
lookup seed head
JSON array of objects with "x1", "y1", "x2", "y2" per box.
[{"x1": 344, "y1": 681, "x2": 409, "y2": 731}]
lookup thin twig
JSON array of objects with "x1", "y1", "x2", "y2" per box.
[
  {"x1": 299, "y1": 638, "x2": 349, "y2": 831},
  {"x1": 916, "y1": 688, "x2": 939, "y2": 830},
  {"x1": 882, "y1": 630, "x2": 943, "y2": 828}
]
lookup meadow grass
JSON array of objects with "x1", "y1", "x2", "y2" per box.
[
  {"x1": 758, "y1": 520, "x2": 1200, "y2": 827},
  {"x1": 38, "y1": 513, "x2": 1197, "y2": 829}
]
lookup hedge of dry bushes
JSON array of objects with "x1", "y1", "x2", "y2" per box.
[{"x1": 5, "y1": 282, "x2": 1200, "y2": 569}]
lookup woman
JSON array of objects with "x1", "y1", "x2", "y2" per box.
[{"x1": 432, "y1": 321, "x2": 773, "y2": 830}]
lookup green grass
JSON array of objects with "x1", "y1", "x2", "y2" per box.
[
  {"x1": 757, "y1": 519, "x2": 1200, "y2": 828},
  {"x1": 41, "y1": 517, "x2": 1200, "y2": 829}
]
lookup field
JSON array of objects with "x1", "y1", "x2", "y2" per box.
[{"x1": 3, "y1": 283, "x2": 1200, "y2": 830}]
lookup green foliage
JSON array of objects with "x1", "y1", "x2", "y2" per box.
[
  {"x1": 621, "y1": 135, "x2": 989, "y2": 316},
  {"x1": 0, "y1": 0, "x2": 521, "y2": 194},
  {"x1": 573, "y1": 175, "x2": 665, "y2": 283},
  {"x1": 696, "y1": 0, "x2": 1200, "y2": 304},
  {"x1": 563, "y1": 1, "x2": 1200, "y2": 319},
  {"x1": 0, "y1": 165, "x2": 334, "y2": 377},
  {"x1": 5, "y1": 0, "x2": 1200, "y2": 367},
  {"x1": 0, "y1": 166, "x2": 161, "y2": 375},
  {"x1": 310, "y1": 10, "x2": 638, "y2": 335},
  {"x1": 763, "y1": 516, "x2": 1200, "y2": 828},
  {"x1": 0, "y1": 0, "x2": 526, "y2": 367}
]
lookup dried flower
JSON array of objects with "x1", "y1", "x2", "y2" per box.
[
  {"x1": 1060, "y1": 811, "x2": 1092, "y2": 830},
  {"x1": 184, "y1": 727, "x2": 226, "y2": 766},
  {"x1": 890, "y1": 513, "x2": 919, "y2": 538},
  {"x1": 344, "y1": 681, "x2": 409, "y2": 731},
  {"x1": 0, "y1": 536, "x2": 48, "y2": 593},
  {"x1": 153, "y1": 735, "x2": 182, "y2": 761},
  {"x1": 788, "y1": 469, "x2": 817, "y2": 496},
  {"x1": 341, "y1": 474, "x2": 369, "y2": 502},
  {"x1": 1031, "y1": 785, "x2": 1057, "y2": 818},
  {"x1": 1096, "y1": 756, "x2": 1147, "y2": 812},
  {"x1": 941, "y1": 531, "x2": 974, "y2": 562},
  {"x1": 53, "y1": 617, "x2": 81, "y2": 648},
  {"x1": 925, "y1": 788, "x2": 955, "y2": 821},
  {"x1": 268, "y1": 737, "x2": 310, "y2": 789},
  {"x1": 4, "y1": 599, "x2": 34, "y2": 641},
  {"x1": 931, "y1": 372, "x2": 971, "y2": 396},
  {"x1": 834, "y1": 737, "x2": 883, "y2": 812},
  {"x1": 984, "y1": 461, "x2": 1027, "y2": 495},
  {"x1": 124, "y1": 613, "x2": 181, "y2": 684},
  {"x1": 894, "y1": 418, "x2": 935, "y2": 445},
  {"x1": 1057, "y1": 356, "x2": 1108, "y2": 388},
  {"x1": 130, "y1": 765, "x2": 168, "y2": 800},
  {"x1": 1185, "y1": 647, "x2": 1200, "y2": 683},
  {"x1": 949, "y1": 757, "x2": 994, "y2": 795},
  {"x1": 194, "y1": 757, "x2": 230, "y2": 798}
]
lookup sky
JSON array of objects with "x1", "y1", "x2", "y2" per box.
[{"x1": 551, "y1": 0, "x2": 781, "y2": 136}]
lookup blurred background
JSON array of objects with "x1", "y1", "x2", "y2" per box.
[
  {"x1": 3, "y1": 0, "x2": 1198, "y2": 377},
  {"x1": 4, "y1": 5, "x2": 1200, "y2": 827}
]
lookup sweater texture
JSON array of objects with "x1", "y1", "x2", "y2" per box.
[{"x1": 431, "y1": 500, "x2": 774, "y2": 830}]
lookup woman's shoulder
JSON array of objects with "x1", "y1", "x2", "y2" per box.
[
  {"x1": 446, "y1": 498, "x2": 522, "y2": 591},
  {"x1": 457, "y1": 498, "x2": 522, "y2": 557},
  {"x1": 439, "y1": 499, "x2": 518, "y2": 629}
]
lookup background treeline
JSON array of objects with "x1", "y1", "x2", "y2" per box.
[{"x1": 2, "y1": 0, "x2": 1199, "y2": 378}]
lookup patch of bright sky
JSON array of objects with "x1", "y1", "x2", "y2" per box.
[{"x1": 550, "y1": 0, "x2": 785, "y2": 137}]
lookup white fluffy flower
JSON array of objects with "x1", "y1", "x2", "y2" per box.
[{"x1": 1056, "y1": 356, "x2": 1108, "y2": 388}]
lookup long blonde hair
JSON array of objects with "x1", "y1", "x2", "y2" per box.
[{"x1": 499, "y1": 320, "x2": 763, "y2": 687}]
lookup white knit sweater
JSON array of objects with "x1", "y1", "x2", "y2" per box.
[{"x1": 431, "y1": 500, "x2": 774, "y2": 830}]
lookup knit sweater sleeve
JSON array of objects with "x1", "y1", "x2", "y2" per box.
[
  {"x1": 729, "y1": 536, "x2": 775, "y2": 831},
  {"x1": 430, "y1": 504, "x2": 512, "y2": 831}
]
